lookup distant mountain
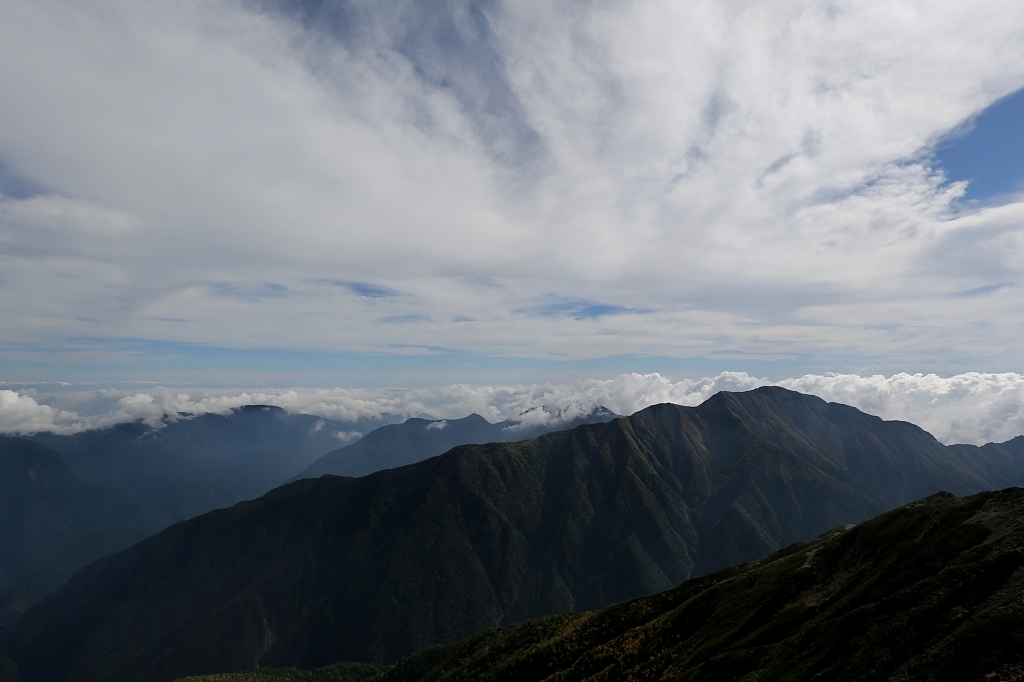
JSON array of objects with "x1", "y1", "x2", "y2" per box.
[
  {"x1": 0, "y1": 526, "x2": 155, "y2": 626},
  {"x1": 947, "y1": 435, "x2": 1024, "y2": 484},
  {"x1": 28, "y1": 406, "x2": 365, "y2": 524},
  {"x1": 0, "y1": 407, "x2": 373, "y2": 615},
  {"x1": 3, "y1": 387, "x2": 1022, "y2": 682},
  {"x1": 291, "y1": 406, "x2": 618, "y2": 480},
  {"x1": 0, "y1": 437, "x2": 162, "y2": 587}
]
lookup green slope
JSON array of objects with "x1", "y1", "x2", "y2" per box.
[
  {"x1": 1, "y1": 388, "x2": 1020, "y2": 681},
  {"x1": 376, "y1": 487, "x2": 1024, "y2": 682},
  {"x1": 177, "y1": 662, "x2": 388, "y2": 682}
]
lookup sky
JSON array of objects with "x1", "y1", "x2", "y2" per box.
[{"x1": 3, "y1": 1, "x2": 1024, "y2": 441}]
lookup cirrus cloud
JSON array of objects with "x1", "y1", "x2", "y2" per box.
[{"x1": 0, "y1": 1, "x2": 1023, "y2": 371}]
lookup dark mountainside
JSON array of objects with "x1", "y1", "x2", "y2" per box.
[
  {"x1": 3, "y1": 387, "x2": 1024, "y2": 681},
  {"x1": 172, "y1": 488, "x2": 1024, "y2": 682},
  {"x1": 292, "y1": 407, "x2": 618, "y2": 481},
  {"x1": 176, "y1": 663, "x2": 389, "y2": 682},
  {"x1": 374, "y1": 487, "x2": 1024, "y2": 682}
]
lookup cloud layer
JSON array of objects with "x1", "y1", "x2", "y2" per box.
[
  {"x1": 1, "y1": 1, "x2": 1024, "y2": 374},
  {"x1": 6, "y1": 372, "x2": 1024, "y2": 446}
]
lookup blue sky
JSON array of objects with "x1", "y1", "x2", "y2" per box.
[
  {"x1": 936, "y1": 87, "x2": 1024, "y2": 202},
  {"x1": 2, "y1": 1, "x2": 1024, "y2": 388}
]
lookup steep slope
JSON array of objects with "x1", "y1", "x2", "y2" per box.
[
  {"x1": 376, "y1": 487, "x2": 1024, "y2": 682},
  {"x1": 292, "y1": 408, "x2": 618, "y2": 481},
  {"x1": 0, "y1": 437, "x2": 161, "y2": 584},
  {"x1": 0, "y1": 388, "x2": 1018, "y2": 682},
  {"x1": 30, "y1": 406, "x2": 363, "y2": 523}
]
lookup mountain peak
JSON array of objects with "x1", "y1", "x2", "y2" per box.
[{"x1": 233, "y1": 405, "x2": 286, "y2": 414}]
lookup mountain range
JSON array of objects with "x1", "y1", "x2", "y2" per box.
[
  {"x1": 291, "y1": 407, "x2": 618, "y2": 480},
  {"x1": 3, "y1": 387, "x2": 1023, "y2": 681},
  {"x1": 0, "y1": 405, "x2": 619, "y2": 623},
  {"x1": 28, "y1": 406, "x2": 363, "y2": 523}
]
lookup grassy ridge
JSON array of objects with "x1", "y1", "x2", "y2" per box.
[{"x1": 379, "y1": 488, "x2": 1024, "y2": 681}]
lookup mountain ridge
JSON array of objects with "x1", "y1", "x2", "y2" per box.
[
  {"x1": 1, "y1": 387, "x2": 1023, "y2": 681},
  {"x1": 290, "y1": 406, "x2": 619, "y2": 481}
]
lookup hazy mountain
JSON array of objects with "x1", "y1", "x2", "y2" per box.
[
  {"x1": 0, "y1": 437, "x2": 162, "y2": 587},
  {"x1": 2, "y1": 387, "x2": 1022, "y2": 681},
  {"x1": 0, "y1": 407, "x2": 370, "y2": 615},
  {"x1": 0, "y1": 437, "x2": 164, "y2": 625},
  {"x1": 291, "y1": 407, "x2": 618, "y2": 481},
  {"x1": 29, "y1": 406, "x2": 365, "y2": 523},
  {"x1": 947, "y1": 436, "x2": 1024, "y2": 485},
  {"x1": 0, "y1": 526, "x2": 155, "y2": 626}
]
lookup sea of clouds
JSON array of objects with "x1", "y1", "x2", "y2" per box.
[{"x1": 4, "y1": 372, "x2": 1024, "y2": 446}]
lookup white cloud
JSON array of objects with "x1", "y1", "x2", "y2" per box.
[
  {"x1": 0, "y1": 390, "x2": 87, "y2": 435},
  {"x1": 5, "y1": 373, "x2": 1024, "y2": 445},
  {"x1": 0, "y1": 1, "x2": 1023, "y2": 367}
]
